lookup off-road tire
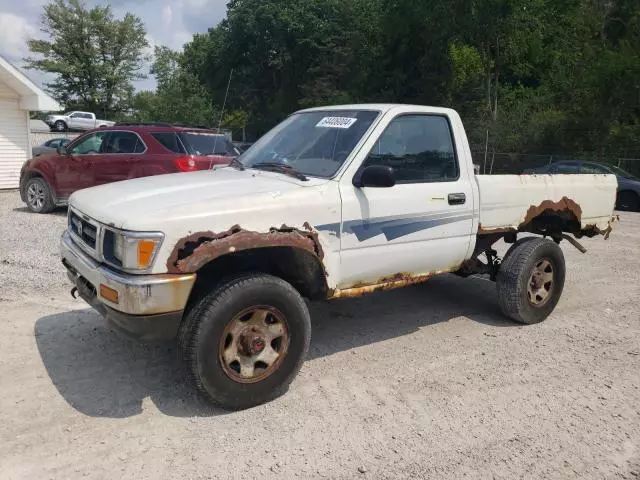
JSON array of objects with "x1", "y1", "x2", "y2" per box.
[
  {"x1": 496, "y1": 237, "x2": 565, "y2": 325},
  {"x1": 178, "y1": 273, "x2": 311, "y2": 410},
  {"x1": 54, "y1": 120, "x2": 67, "y2": 132},
  {"x1": 25, "y1": 177, "x2": 55, "y2": 213},
  {"x1": 616, "y1": 191, "x2": 639, "y2": 212}
]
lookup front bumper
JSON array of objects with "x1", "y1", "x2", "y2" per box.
[{"x1": 60, "y1": 230, "x2": 196, "y2": 341}]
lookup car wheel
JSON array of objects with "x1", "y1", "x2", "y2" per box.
[
  {"x1": 25, "y1": 177, "x2": 55, "y2": 213},
  {"x1": 54, "y1": 120, "x2": 67, "y2": 132},
  {"x1": 179, "y1": 273, "x2": 311, "y2": 410},
  {"x1": 496, "y1": 237, "x2": 566, "y2": 325},
  {"x1": 616, "y1": 191, "x2": 639, "y2": 212}
]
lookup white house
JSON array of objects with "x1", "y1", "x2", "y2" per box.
[{"x1": 0, "y1": 55, "x2": 60, "y2": 189}]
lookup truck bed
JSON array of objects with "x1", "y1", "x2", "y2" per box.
[{"x1": 476, "y1": 174, "x2": 617, "y2": 236}]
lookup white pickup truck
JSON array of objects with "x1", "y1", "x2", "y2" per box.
[
  {"x1": 45, "y1": 111, "x2": 115, "y2": 132},
  {"x1": 60, "y1": 104, "x2": 617, "y2": 409}
]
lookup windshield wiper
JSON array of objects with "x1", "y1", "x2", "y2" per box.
[
  {"x1": 229, "y1": 156, "x2": 245, "y2": 171},
  {"x1": 251, "y1": 162, "x2": 308, "y2": 181}
]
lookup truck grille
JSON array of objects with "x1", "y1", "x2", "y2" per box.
[{"x1": 69, "y1": 211, "x2": 98, "y2": 249}]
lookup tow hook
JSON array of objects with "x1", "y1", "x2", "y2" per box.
[{"x1": 71, "y1": 286, "x2": 79, "y2": 299}]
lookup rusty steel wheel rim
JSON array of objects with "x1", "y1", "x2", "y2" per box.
[
  {"x1": 219, "y1": 306, "x2": 290, "y2": 384},
  {"x1": 527, "y1": 259, "x2": 554, "y2": 307}
]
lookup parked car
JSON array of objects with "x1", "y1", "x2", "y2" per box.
[
  {"x1": 45, "y1": 111, "x2": 115, "y2": 132},
  {"x1": 31, "y1": 138, "x2": 70, "y2": 157},
  {"x1": 524, "y1": 160, "x2": 640, "y2": 211},
  {"x1": 60, "y1": 104, "x2": 617, "y2": 409},
  {"x1": 20, "y1": 123, "x2": 237, "y2": 213}
]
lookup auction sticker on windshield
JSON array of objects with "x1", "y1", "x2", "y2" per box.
[{"x1": 316, "y1": 117, "x2": 358, "y2": 129}]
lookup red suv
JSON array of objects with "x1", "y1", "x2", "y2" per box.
[{"x1": 19, "y1": 123, "x2": 238, "y2": 213}]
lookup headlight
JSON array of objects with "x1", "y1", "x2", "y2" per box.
[{"x1": 104, "y1": 229, "x2": 163, "y2": 271}]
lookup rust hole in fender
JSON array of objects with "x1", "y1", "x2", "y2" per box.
[
  {"x1": 520, "y1": 196, "x2": 583, "y2": 226},
  {"x1": 167, "y1": 223, "x2": 324, "y2": 274}
]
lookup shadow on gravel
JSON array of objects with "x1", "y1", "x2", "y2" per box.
[
  {"x1": 35, "y1": 309, "x2": 226, "y2": 419},
  {"x1": 35, "y1": 274, "x2": 514, "y2": 419},
  {"x1": 13, "y1": 206, "x2": 67, "y2": 217},
  {"x1": 308, "y1": 274, "x2": 516, "y2": 360}
]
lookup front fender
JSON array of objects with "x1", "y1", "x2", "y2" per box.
[{"x1": 21, "y1": 163, "x2": 58, "y2": 200}]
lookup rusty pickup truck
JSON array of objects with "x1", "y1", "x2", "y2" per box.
[{"x1": 60, "y1": 104, "x2": 617, "y2": 409}]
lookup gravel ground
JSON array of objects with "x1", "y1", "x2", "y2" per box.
[
  {"x1": 1, "y1": 189, "x2": 639, "y2": 480},
  {"x1": 0, "y1": 191, "x2": 68, "y2": 301}
]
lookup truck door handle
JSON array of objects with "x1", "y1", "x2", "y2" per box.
[{"x1": 448, "y1": 193, "x2": 466, "y2": 205}]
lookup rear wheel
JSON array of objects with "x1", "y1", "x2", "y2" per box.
[
  {"x1": 496, "y1": 237, "x2": 565, "y2": 324},
  {"x1": 616, "y1": 191, "x2": 639, "y2": 212},
  {"x1": 25, "y1": 177, "x2": 55, "y2": 213},
  {"x1": 179, "y1": 274, "x2": 311, "y2": 410}
]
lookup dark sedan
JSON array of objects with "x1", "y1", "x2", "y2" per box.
[
  {"x1": 524, "y1": 160, "x2": 640, "y2": 211},
  {"x1": 32, "y1": 138, "x2": 70, "y2": 157}
]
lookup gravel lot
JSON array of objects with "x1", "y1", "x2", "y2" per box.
[{"x1": 1, "y1": 189, "x2": 639, "y2": 480}]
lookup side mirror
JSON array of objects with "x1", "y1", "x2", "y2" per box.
[
  {"x1": 473, "y1": 164, "x2": 480, "y2": 175},
  {"x1": 57, "y1": 145, "x2": 69, "y2": 155},
  {"x1": 354, "y1": 165, "x2": 396, "y2": 188}
]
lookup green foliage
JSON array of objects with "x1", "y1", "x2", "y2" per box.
[
  {"x1": 25, "y1": 0, "x2": 148, "y2": 117},
  {"x1": 42, "y1": 0, "x2": 637, "y2": 157},
  {"x1": 128, "y1": 46, "x2": 215, "y2": 126}
]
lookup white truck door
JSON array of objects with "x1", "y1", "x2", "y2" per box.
[
  {"x1": 336, "y1": 112, "x2": 475, "y2": 288},
  {"x1": 81, "y1": 113, "x2": 95, "y2": 130},
  {"x1": 67, "y1": 112, "x2": 82, "y2": 130}
]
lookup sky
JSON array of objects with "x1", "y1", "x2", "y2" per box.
[{"x1": 0, "y1": 0, "x2": 228, "y2": 91}]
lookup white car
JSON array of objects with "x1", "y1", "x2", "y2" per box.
[
  {"x1": 60, "y1": 104, "x2": 617, "y2": 409},
  {"x1": 45, "y1": 111, "x2": 115, "y2": 132}
]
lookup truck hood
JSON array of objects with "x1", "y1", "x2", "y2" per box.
[{"x1": 69, "y1": 168, "x2": 330, "y2": 230}]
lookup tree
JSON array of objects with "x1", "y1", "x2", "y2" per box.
[
  {"x1": 25, "y1": 0, "x2": 148, "y2": 117},
  {"x1": 164, "y1": 0, "x2": 640, "y2": 168},
  {"x1": 129, "y1": 46, "x2": 215, "y2": 126}
]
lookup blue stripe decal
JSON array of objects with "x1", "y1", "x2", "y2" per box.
[{"x1": 315, "y1": 210, "x2": 473, "y2": 242}]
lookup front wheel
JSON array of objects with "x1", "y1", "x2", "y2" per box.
[
  {"x1": 496, "y1": 237, "x2": 566, "y2": 325},
  {"x1": 179, "y1": 274, "x2": 311, "y2": 410},
  {"x1": 25, "y1": 177, "x2": 55, "y2": 213},
  {"x1": 54, "y1": 120, "x2": 67, "y2": 132}
]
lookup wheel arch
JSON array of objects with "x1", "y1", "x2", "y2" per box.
[
  {"x1": 185, "y1": 247, "x2": 329, "y2": 311},
  {"x1": 616, "y1": 189, "x2": 639, "y2": 210},
  {"x1": 21, "y1": 166, "x2": 58, "y2": 200}
]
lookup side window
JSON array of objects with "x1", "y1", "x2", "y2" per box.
[
  {"x1": 214, "y1": 138, "x2": 234, "y2": 155},
  {"x1": 69, "y1": 113, "x2": 80, "y2": 118},
  {"x1": 152, "y1": 133, "x2": 186, "y2": 154},
  {"x1": 364, "y1": 115, "x2": 459, "y2": 183},
  {"x1": 82, "y1": 113, "x2": 93, "y2": 120},
  {"x1": 69, "y1": 132, "x2": 106, "y2": 154},
  {"x1": 550, "y1": 163, "x2": 579, "y2": 173},
  {"x1": 101, "y1": 132, "x2": 145, "y2": 154},
  {"x1": 581, "y1": 163, "x2": 610, "y2": 174}
]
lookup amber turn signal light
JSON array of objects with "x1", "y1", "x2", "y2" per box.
[
  {"x1": 100, "y1": 284, "x2": 119, "y2": 304},
  {"x1": 137, "y1": 239, "x2": 157, "y2": 269}
]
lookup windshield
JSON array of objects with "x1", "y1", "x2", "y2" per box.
[
  {"x1": 609, "y1": 164, "x2": 638, "y2": 180},
  {"x1": 239, "y1": 110, "x2": 380, "y2": 178}
]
